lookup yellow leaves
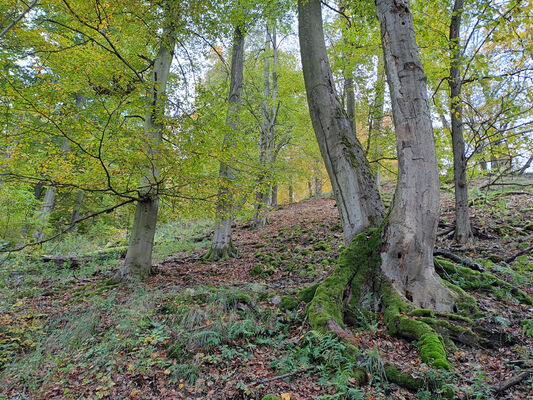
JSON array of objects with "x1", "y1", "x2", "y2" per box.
[{"x1": 280, "y1": 393, "x2": 292, "y2": 400}]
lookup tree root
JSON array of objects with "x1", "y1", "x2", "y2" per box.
[
  {"x1": 306, "y1": 229, "x2": 466, "y2": 371},
  {"x1": 204, "y1": 240, "x2": 239, "y2": 261},
  {"x1": 433, "y1": 247, "x2": 485, "y2": 272},
  {"x1": 435, "y1": 257, "x2": 532, "y2": 306}
]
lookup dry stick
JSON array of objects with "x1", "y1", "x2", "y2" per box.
[
  {"x1": 253, "y1": 366, "x2": 315, "y2": 385},
  {"x1": 434, "y1": 247, "x2": 485, "y2": 272},
  {"x1": 505, "y1": 244, "x2": 533, "y2": 263},
  {"x1": 491, "y1": 368, "x2": 532, "y2": 395}
]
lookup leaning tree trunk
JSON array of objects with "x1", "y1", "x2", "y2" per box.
[
  {"x1": 208, "y1": 26, "x2": 245, "y2": 260},
  {"x1": 298, "y1": 0, "x2": 384, "y2": 243},
  {"x1": 114, "y1": 21, "x2": 176, "y2": 281},
  {"x1": 449, "y1": 0, "x2": 473, "y2": 244},
  {"x1": 376, "y1": 0, "x2": 455, "y2": 311}
]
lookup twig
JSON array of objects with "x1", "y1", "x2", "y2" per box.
[
  {"x1": 253, "y1": 366, "x2": 315, "y2": 385},
  {"x1": 491, "y1": 368, "x2": 532, "y2": 395}
]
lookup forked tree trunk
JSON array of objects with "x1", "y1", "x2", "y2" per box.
[
  {"x1": 208, "y1": 26, "x2": 245, "y2": 260},
  {"x1": 376, "y1": 0, "x2": 455, "y2": 311},
  {"x1": 115, "y1": 19, "x2": 176, "y2": 281},
  {"x1": 298, "y1": 0, "x2": 384, "y2": 243},
  {"x1": 449, "y1": 0, "x2": 472, "y2": 244}
]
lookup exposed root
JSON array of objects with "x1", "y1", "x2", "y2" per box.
[
  {"x1": 306, "y1": 229, "x2": 485, "y2": 372},
  {"x1": 204, "y1": 240, "x2": 239, "y2": 261},
  {"x1": 435, "y1": 257, "x2": 532, "y2": 306}
]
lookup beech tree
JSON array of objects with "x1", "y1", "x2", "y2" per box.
[
  {"x1": 299, "y1": 0, "x2": 461, "y2": 370},
  {"x1": 207, "y1": 25, "x2": 245, "y2": 261}
]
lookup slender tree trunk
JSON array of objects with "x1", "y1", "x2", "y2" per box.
[
  {"x1": 208, "y1": 26, "x2": 245, "y2": 260},
  {"x1": 115, "y1": 18, "x2": 176, "y2": 281},
  {"x1": 254, "y1": 24, "x2": 272, "y2": 229},
  {"x1": 314, "y1": 176, "x2": 322, "y2": 196},
  {"x1": 69, "y1": 191, "x2": 84, "y2": 227},
  {"x1": 449, "y1": 0, "x2": 472, "y2": 244},
  {"x1": 518, "y1": 155, "x2": 532, "y2": 174},
  {"x1": 308, "y1": 180, "x2": 313, "y2": 198},
  {"x1": 271, "y1": 185, "x2": 278, "y2": 207},
  {"x1": 298, "y1": 0, "x2": 384, "y2": 243},
  {"x1": 288, "y1": 179, "x2": 294, "y2": 203},
  {"x1": 376, "y1": 0, "x2": 455, "y2": 311}
]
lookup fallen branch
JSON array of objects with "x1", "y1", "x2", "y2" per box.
[
  {"x1": 433, "y1": 247, "x2": 485, "y2": 272},
  {"x1": 505, "y1": 244, "x2": 533, "y2": 263},
  {"x1": 253, "y1": 366, "x2": 315, "y2": 385},
  {"x1": 491, "y1": 368, "x2": 532, "y2": 395}
]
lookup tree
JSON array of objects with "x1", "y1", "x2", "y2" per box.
[
  {"x1": 207, "y1": 25, "x2": 245, "y2": 260},
  {"x1": 376, "y1": 0, "x2": 455, "y2": 310},
  {"x1": 299, "y1": 1, "x2": 461, "y2": 370},
  {"x1": 298, "y1": 0, "x2": 384, "y2": 244},
  {"x1": 113, "y1": 4, "x2": 178, "y2": 281},
  {"x1": 449, "y1": 0, "x2": 473, "y2": 244}
]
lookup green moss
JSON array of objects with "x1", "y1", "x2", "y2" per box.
[
  {"x1": 384, "y1": 365, "x2": 424, "y2": 390},
  {"x1": 297, "y1": 283, "x2": 319, "y2": 303},
  {"x1": 353, "y1": 366, "x2": 368, "y2": 385},
  {"x1": 409, "y1": 309, "x2": 435, "y2": 318},
  {"x1": 440, "y1": 278, "x2": 481, "y2": 317},
  {"x1": 307, "y1": 229, "x2": 381, "y2": 332},
  {"x1": 261, "y1": 395, "x2": 280, "y2": 400},
  {"x1": 250, "y1": 265, "x2": 262, "y2": 276},
  {"x1": 435, "y1": 257, "x2": 532, "y2": 306},
  {"x1": 279, "y1": 296, "x2": 299, "y2": 310},
  {"x1": 418, "y1": 333, "x2": 451, "y2": 370}
]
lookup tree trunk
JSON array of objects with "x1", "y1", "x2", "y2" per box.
[
  {"x1": 209, "y1": 26, "x2": 245, "y2": 260},
  {"x1": 288, "y1": 180, "x2": 294, "y2": 203},
  {"x1": 69, "y1": 191, "x2": 84, "y2": 227},
  {"x1": 298, "y1": 0, "x2": 384, "y2": 243},
  {"x1": 115, "y1": 17, "x2": 176, "y2": 281},
  {"x1": 271, "y1": 184, "x2": 278, "y2": 207},
  {"x1": 376, "y1": 0, "x2": 455, "y2": 311},
  {"x1": 307, "y1": 179, "x2": 313, "y2": 198},
  {"x1": 449, "y1": 0, "x2": 473, "y2": 244},
  {"x1": 314, "y1": 176, "x2": 322, "y2": 196},
  {"x1": 33, "y1": 185, "x2": 56, "y2": 242},
  {"x1": 254, "y1": 24, "x2": 272, "y2": 229}
]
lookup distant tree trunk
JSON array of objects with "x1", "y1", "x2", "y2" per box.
[
  {"x1": 298, "y1": 0, "x2": 384, "y2": 243},
  {"x1": 376, "y1": 0, "x2": 455, "y2": 311},
  {"x1": 449, "y1": 0, "x2": 472, "y2": 244},
  {"x1": 254, "y1": 24, "x2": 273, "y2": 229},
  {"x1": 307, "y1": 180, "x2": 313, "y2": 198},
  {"x1": 314, "y1": 176, "x2": 322, "y2": 196},
  {"x1": 33, "y1": 139, "x2": 70, "y2": 241},
  {"x1": 33, "y1": 184, "x2": 56, "y2": 242},
  {"x1": 69, "y1": 191, "x2": 84, "y2": 227},
  {"x1": 208, "y1": 26, "x2": 245, "y2": 260},
  {"x1": 114, "y1": 17, "x2": 176, "y2": 281},
  {"x1": 288, "y1": 180, "x2": 294, "y2": 203},
  {"x1": 271, "y1": 185, "x2": 278, "y2": 207}
]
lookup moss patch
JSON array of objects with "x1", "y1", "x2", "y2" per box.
[
  {"x1": 384, "y1": 365, "x2": 424, "y2": 390},
  {"x1": 435, "y1": 257, "x2": 532, "y2": 306},
  {"x1": 279, "y1": 296, "x2": 299, "y2": 310},
  {"x1": 297, "y1": 283, "x2": 319, "y2": 303}
]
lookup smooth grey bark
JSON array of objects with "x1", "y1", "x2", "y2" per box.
[
  {"x1": 298, "y1": 0, "x2": 384, "y2": 243},
  {"x1": 314, "y1": 176, "x2": 322, "y2": 196},
  {"x1": 449, "y1": 0, "x2": 473, "y2": 244},
  {"x1": 115, "y1": 20, "x2": 176, "y2": 281},
  {"x1": 33, "y1": 139, "x2": 70, "y2": 242},
  {"x1": 69, "y1": 191, "x2": 84, "y2": 227},
  {"x1": 376, "y1": 0, "x2": 455, "y2": 311},
  {"x1": 254, "y1": 23, "x2": 279, "y2": 229},
  {"x1": 209, "y1": 26, "x2": 245, "y2": 260},
  {"x1": 288, "y1": 179, "x2": 294, "y2": 203},
  {"x1": 271, "y1": 184, "x2": 278, "y2": 207}
]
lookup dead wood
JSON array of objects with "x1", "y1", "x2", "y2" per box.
[
  {"x1": 491, "y1": 368, "x2": 532, "y2": 395},
  {"x1": 433, "y1": 247, "x2": 485, "y2": 272}
]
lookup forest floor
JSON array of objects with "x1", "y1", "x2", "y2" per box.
[{"x1": 0, "y1": 177, "x2": 532, "y2": 400}]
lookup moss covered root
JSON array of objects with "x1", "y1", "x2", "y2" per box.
[{"x1": 435, "y1": 257, "x2": 532, "y2": 306}]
